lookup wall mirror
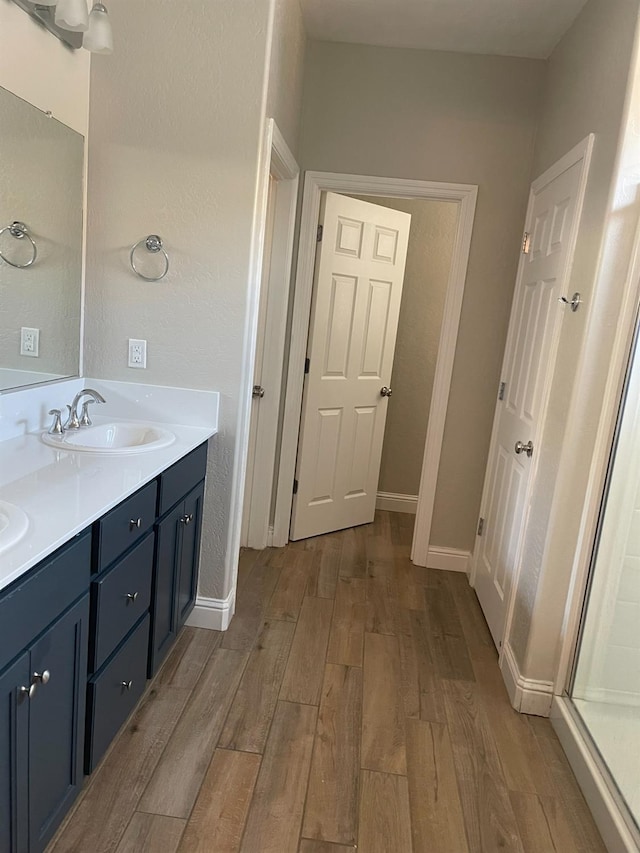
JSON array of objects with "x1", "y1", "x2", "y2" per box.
[{"x1": 0, "y1": 85, "x2": 84, "y2": 393}]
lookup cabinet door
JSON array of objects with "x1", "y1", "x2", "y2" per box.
[
  {"x1": 175, "y1": 482, "x2": 204, "y2": 628},
  {"x1": 28, "y1": 595, "x2": 89, "y2": 853},
  {"x1": 0, "y1": 654, "x2": 29, "y2": 853},
  {"x1": 150, "y1": 501, "x2": 183, "y2": 676}
]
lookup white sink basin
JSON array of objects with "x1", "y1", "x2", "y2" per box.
[
  {"x1": 0, "y1": 501, "x2": 29, "y2": 554},
  {"x1": 42, "y1": 422, "x2": 175, "y2": 454}
]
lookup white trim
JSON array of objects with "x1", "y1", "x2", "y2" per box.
[
  {"x1": 500, "y1": 642, "x2": 554, "y2": 716},
  {"x1": 272, "y1": 171, "x2": 477, "y2": 552},
  {"x1": 375, "y1": 491, "x2": 418, "y2": 514},
  {"x1": 551, "y1": 696, "x2": 640, "y2": 852},
  {"x1": 186, "y1": 590, "x2": 236, "y2": 632},
  {"x1": 426, "y1": 546, "x2": 471, "y2": 574},
  {"x1": 577, "y1": 686, "x2": 640, "y2": 708},
  {"x1": 242, "y1": 119, "x2": 300, "y2": 550}
]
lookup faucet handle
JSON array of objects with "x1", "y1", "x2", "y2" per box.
[
  {"x1": 79, "y1": 400, "x2": 95, "y2": 427},
  {"x1": 47, "y1": 409, "x2": 64, "y2": 436},
  {"x1": 63, "y1": 404, "x2": 80, "y2": 431}
]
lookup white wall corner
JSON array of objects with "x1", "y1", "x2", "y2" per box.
[
  {"x1": 426, "y1": 545, "x2": 471, "y2": 574},
  {"x1": 186, "y1": 589, "x2": 236, "y2": 632},
  {"x1": 500, "y1": 642, "x2": 554, "y2": 716},
  {"x1": 375, "y1": 492, "x2": 418, "y2": 514}
]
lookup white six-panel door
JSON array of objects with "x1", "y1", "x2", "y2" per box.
[
  {"x1": 472, "y1": 142, "x2": 592, "y2": 648},
  {"x1": 290, "y1": 192, "x2": 411, "y2": 541}
]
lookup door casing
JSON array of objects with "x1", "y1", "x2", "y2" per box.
[{"x1": 272, "y1": 171, "x2": 477, "y2": 560}]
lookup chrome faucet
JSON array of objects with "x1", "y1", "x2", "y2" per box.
[{"x1": 64, "y1": 388, "x2": 106, "y2": 430}]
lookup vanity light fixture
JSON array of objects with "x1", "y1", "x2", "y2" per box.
[{"x1": 11, "y1": 1, "x2": 114, "y2": 53}]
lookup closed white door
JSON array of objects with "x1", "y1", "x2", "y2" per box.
[
  {"x1": 472, "y1": 144, "x2": 592, "y2": 648},
  {"x1": 290, "y1": 192, "x2": 411, "y2": 541}
]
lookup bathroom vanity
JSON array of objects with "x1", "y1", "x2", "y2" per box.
[{"x1": 0, "y1": 381, "x2": 217, "y2": 853}]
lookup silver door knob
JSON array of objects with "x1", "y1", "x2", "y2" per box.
[
  {"x1": 252, "y1": 385, "x2": 265, "y2": 398},
  {"x1": 121, "y1": 680, "x2": 133, "y2": 691},
  {"x1": 32, "y1": 670, "x2": 50, "y2": 685},
  {"x1": 126, "y1": 592, "x2": 139, "y2": 603},
  {"x1": 380, "y1": 386, "x2": 393, "y2": 397},
  {"x1": 515, "y1": 440, "x2": 534, "y2": 457},
  {"x1": 20, "y1": 684, "x2": 36, "y2": 700}
]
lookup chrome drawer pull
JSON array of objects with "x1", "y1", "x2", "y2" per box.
[
  {"x1": 129, "y1": 518, "x2": 142, "y2": 530},
  {"x1": 126, "y1": 592, "x2": 139, "y2": 604},
  {"x1": 180, "y1": 513, "x2": 194, "y2": 525},
  {"x1": 32, "y1": 670, "x2": 50, "y2": 685},
  {"x1": 121, "y1": 680, "x2": 133, "y2": 691}
]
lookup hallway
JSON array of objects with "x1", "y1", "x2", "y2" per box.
[{"x1": 50, "y1": 512, "x2": 605, "y2": 852}]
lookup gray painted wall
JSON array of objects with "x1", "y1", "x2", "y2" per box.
[{"x1": 300, "y1": 42, "x2": 546, "y2": 551}]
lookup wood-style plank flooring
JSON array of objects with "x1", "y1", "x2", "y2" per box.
[{"x1": 49, "y1": 511, "x2": 606, "y2": 853}]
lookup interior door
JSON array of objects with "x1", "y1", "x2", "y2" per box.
[
  {"x1": 472, "y1": 148, "x2": 591, "y2": 648},
  {"x1": 290, "y1": 192, "x2": 411, "y2": 541}
]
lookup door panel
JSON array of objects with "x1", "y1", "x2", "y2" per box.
[
  {"x1": 175, "y1": 482, "x2": 205, "y2": 628},
  {"x1": 290, "y1": 192, "x2": 411, "y2": 541},
  {"x1": 29, "y1": 595, "x2": 88, "y2": 852},
  {"x1": 473, "y1": 152, "x2": 591, "y2": 648},
  {"x1": 0, "y1": 654, "x2": 29, "y2": 853}
]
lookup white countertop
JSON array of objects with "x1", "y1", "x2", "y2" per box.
[{"x1": 0, "y1": 379, "x2": 219, "y2": 593}]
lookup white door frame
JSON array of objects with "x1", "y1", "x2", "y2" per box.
[
  {"x1": 272, "y1": 171, "x2": 478, "y2": 556},
  {"x1": 241, "y1": 119, "x2": 300, "y2": 550}
]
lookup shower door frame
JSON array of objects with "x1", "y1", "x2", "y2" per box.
[{"x1": 551, "y1": 227, "x2": 640, "y2": 852}]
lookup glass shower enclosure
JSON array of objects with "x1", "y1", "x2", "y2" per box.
[{"x1": 570, "y1": 314, "x2": 640, "y2": 832}]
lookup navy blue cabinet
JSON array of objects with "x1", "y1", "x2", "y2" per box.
[
  {"x1": 0, "y1": 654, "x2": 29, "y2": 853},
  {"x1": 149, "y1": 445, "x2": 207, "y2": 676},
  {"x1": 0, "y1": 535, "x2": 90, "y2": 853}
]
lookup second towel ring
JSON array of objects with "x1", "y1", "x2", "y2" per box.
[
  {"x1": 0, "y1": 221, "x2": 38, "y2": 269},
  {"x1": 130, "y1": 234, "x2": 169, "y2": 281}
]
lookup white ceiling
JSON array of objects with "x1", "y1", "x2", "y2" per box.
[{"x1": 299, "y1": 0, "x2": 588, "y2": 60}]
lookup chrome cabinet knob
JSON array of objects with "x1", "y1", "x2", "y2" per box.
[
  {"x1": 126, "y1": 592, "x2": 139, "y2": 604},
  {"x1": 32, "y1": 670, "x2": 50, "y2": 685},
  {"x1": 121, "y1": 680, "x2": 133, "y2": 691},
  {"x1": 252, "y1": 385, "x2": 265, "y2": 398},
  {"x1": 180, "y1": 513, "x2": 194, "y2": 525},
  {"x1": 129, "y1": 518, "x2": 142, "y2": 530},
  {"x1": 20, "y1": 684, "x2": 36, "y2": 699},
  {"x1": 380, "y1": 386, "x2": 393, "y2": 398},
  {"x1": 515, "y1": 440, "x2": 534, "y2": 457}
]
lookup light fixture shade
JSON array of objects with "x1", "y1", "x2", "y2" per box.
[
  {"x1": 55, "y1": 0, "x2": 89, "y2": 32},
  {"x1": 83, "y1": 3, "x2": 113, "y2": 54}
]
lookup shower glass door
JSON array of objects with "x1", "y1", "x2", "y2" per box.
[{"x1": 570, "y1": 316, "x2": 640, "y2": 830}]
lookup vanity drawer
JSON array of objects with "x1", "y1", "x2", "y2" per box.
[
  {"x1": 0, "y1": 532, "x2": 90, "y2": 673},
  {"x1": 86, "y1": 613, "x2": 150, "y2": 773},
  {"x1": 90, "y1": 533, "x2": 154, "y2": 672},
  {"x1": 95, "y1": 480, "x2": 158, "y2": 572},
  {"x1": 158, "y1": 442, "x2": 207, "y2": 516}
]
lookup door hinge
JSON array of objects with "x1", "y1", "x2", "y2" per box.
[
  {"x1": 304, "y1": 357, "x2": 310, "y2": 374},
  {"x1": 498, "y1": 381, "x2": 506, "y2": 401},
  {"x1": 293, "y1": 479, "x2": 299, "y2": 495},
  {"x1": 522, "y1": 232, "x2": 531, "y2": 254},
  {"x1": 477, "y1": 517, "x2": 485, "y2": 536},
  {"x1": 317, "y1": 224, "x2": 323, "y2": 243}
]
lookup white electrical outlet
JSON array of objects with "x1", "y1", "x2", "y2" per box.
[
  {"x1": 128, "y1": 338, "x2": 147, "y2": 369},
  {"x1": 20, "y1": 327, "x2": 39, "y2": 358}
]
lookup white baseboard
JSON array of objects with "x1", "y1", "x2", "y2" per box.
[
  {"x1": 500, "y1": 642, "x2": 554, "y2": 716},
  {"x1": 426, "y1": 545, "x2": 471, "y2": 574},
  {"x1": 551, "y1": 696, "x2": 640, "y2": 852},
  {"x1": 376, "y1": 491, "x2": 418, "y2": 514},
  {"x1": 186, "y1": 589, "x2": 236, "y2": 631}
]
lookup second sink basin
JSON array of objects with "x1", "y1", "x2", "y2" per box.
[
  {"x1": 0, "y1": 501, "x2": 29, "y2": 554},
  {"x1": 42, "y1": 422, "x2": 175, "y2": 454}
]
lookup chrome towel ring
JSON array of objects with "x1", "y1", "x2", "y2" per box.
[
  {"x1": 0, "y1": 221, "x2": 38, "y2": 268},
  {"x1": 130, "y1": 234, "x2": 169, "y2": 281}
]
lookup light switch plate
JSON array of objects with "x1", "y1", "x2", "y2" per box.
[
  {"x1": 128, "y1": 338, "x2": 147, "y2": 368},
  {"x1": 20, "y1": 327, "x2": 39, "y2": 357}
]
